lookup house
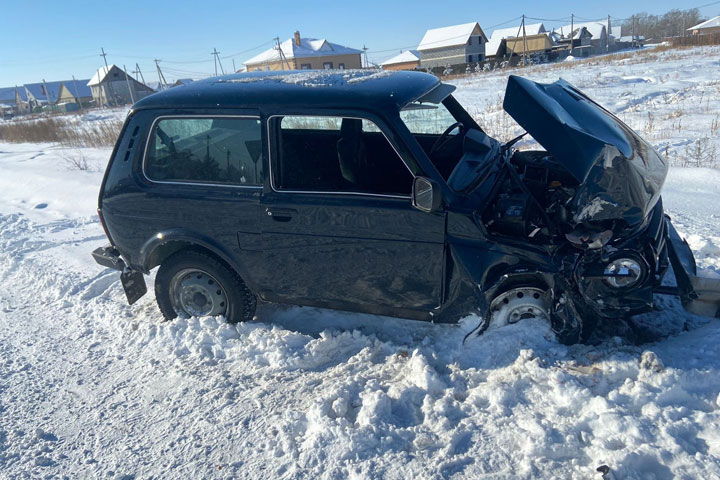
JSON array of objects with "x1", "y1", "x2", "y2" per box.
[
  {"x1": 504, "y1": 33, "x2": 554, "y2": 57},
  {"x1": 56, "y1": 80, "x2": 92, "y2": 105},
  {"x1": 23, "y1": 81, "x2": 64, "y2": 109},
  {"x1": 88, "y1": 65, "x2": 155, "y2": 106},
  {"x1": 380, "y1": 50, "x2": 421, "y2": 71},
  {"x1": 244, "y1": 31, "x2": 363, "y2": 71},
  {"x1": 688, "y1": 16, "x2": 720, "y2": 35},
  {"x1": 14, "y1": 87, "x2": 31, "y2": 114},
  {"x1": 486, "y1": 23, "x2": 545, "y2": 59},
  {"x1": 0, "y1": 87, "x2": 16, "y2": 109},
  {"x1": 417, "y1": 22, "x2": 487, "y2": 68},
  {"x1": 559, "y1": 20, "x2": 613, "y2": 54},
  {"x1": 554, "y1": 26, "x2": 594, "y2": 56}
]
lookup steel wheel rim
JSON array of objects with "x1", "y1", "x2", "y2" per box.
[{"x1": 170, "y1": 268, "x2": 228, "y2": 318}]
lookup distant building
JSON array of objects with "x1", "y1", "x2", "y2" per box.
[
  {"x1": 504, "y1": 33, "x2": 554, "y2": 57},
  {"x1": 173, "y1": 78, "x2": 194, "y2": 87},
  {"x1": 88, "y1": 65, "x2": 154, "y2": 106},
  {"x1": 486, "y1": 23, "x2": 546, "y2": 59},
  {"x1": 57, "y1": 80, "x2": 92, "y2": 105},
  {"x1": 380, "y1": 50, "x2": 421, "y2": 71},
  {"x1": 559, "y1": 20, "x2": 613, "y2": 54},
  {"x1": 554, "y1": 26, "x2": 594, "y2": 56},
  {"x1": 418, "y1": 22, "x2": 487, "y2": 68},
  {"x1": 688, "y1": 16, "x2": 720, "y2": 35},
  {"x1": 24, "y1": 81, "x2": 64, "y2": 109},
  {"x1": 244, "y1": 31, "x2": 363, "y2": 71}
]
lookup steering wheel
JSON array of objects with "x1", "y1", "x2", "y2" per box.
[{"x1": 429, "y1": 122, "x2": 464, "y2": 158}]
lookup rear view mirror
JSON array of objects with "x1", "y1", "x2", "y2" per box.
[{"x1": 412, "y1": 177, "x2": 442, "y2": 213}]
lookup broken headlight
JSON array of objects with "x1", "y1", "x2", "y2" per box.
[{"x1": 603, "y1": 257, "x2": 643, "y2": 288}]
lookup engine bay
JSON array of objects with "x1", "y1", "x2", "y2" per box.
[{"x1": 482, "y1": 150, "x2": 580, "y2": 244}]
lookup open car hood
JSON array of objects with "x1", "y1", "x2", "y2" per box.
[{"x1": 502, "y1": 75, "x2": 668, "y2": 228}]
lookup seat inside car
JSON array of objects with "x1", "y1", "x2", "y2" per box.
[{"x1": 337, "y1": 118, "x2": 368, "y2": 188}]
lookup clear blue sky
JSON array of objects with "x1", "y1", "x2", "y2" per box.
[{"x1": 1, "y1": 0, "x2": 718, "y2": 86}]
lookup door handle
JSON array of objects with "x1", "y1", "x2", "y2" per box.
[{"x1": 266, "y1": 207, "x2": 297, "y2": 222}]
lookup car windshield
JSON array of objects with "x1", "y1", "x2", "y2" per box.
[{"x1": 399, "y1": 102, "x2": 459, "y2": 135}]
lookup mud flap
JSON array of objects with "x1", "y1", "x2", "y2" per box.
[
  {"x1": 666, "y1": 218, "x2": 720, "y2": 318},
  {"x1": 120, "y1": 268, "x2": 147, "y2": 306}
]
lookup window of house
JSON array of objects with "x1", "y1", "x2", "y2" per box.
[
  {"x1": 273, "y1": 115, "x2": 413, "y2": 196},
  {"x1": 323, "y1": 62, "x2": 333, "y2": 69},
  {"x1": 145, "y1": 117, "x2": 263, "y2": 186},
  {"x1": 467, "y1": 55, "x2": 473, "y2": 63},
  {"x1": 338, "y1": 63, "x2": 345, "y2": 69},
  {"x1": 300, "y1": 63, "x2": 312, "y2": 70}
]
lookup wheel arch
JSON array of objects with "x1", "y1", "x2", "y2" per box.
[{"x1": 139, "y1": 229, "x2": 250, "y2": 285}]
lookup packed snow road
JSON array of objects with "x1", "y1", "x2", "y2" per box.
[{"x1": 2, "y1": 48, "x2": 720, "y2": 479}]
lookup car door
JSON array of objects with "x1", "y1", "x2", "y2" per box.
[{"x1": 257, "y1": 113, "x2": 446, "y2": 317}]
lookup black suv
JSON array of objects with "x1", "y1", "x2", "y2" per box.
[{"x1": 93, "y1": 70, "x2": 720, "y2": 344}]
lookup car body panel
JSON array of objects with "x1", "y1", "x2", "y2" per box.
[{"x1": 503, "y1": 75, "x2": 668, "y2": 229}]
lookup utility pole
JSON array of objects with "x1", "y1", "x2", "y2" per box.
[
  {"x1": 100, "y1": 47, "x2": 116, "y2": 107},
  {"x1": 570, "y1": 14, "x2": 574, "y2": 55},
  {"x1": 607, "y1": 15, "x2": 611, "y2": 52},
  {"x1": 631, "y1": 15, "x2": 636, "y2": 49},
  {"x1": 154, "y1": 59, "x2": 168, "y2": 90},
  {"x1": 274, "y1": 37, "x2": 291, "y2": 70},
  {"x1": 123, "y1": 64, "x2": 135, "y2": 104},
  {"x1": 71, "y1": 75, "x2": 84, "y2": 111},
  {"x1": 521, "y1": 14, "x2": 528, "y2": 65},
  {"x1": 363, "y1": 45, "x2": 369, "y2": 68},
  {"x1": 133, "y1": 63, "x2": 146, "y2": 85},
  {"x1": 212, "y1": 48, "x2": 225, "y2": 76},
  {"x1": 232, "y1": 59, "x2": 236, "y2": 73}
]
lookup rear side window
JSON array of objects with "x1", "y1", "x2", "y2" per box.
[
  {"x1": 145, "y1": 117, "x2": 263, "y2": 186},
  {"x1": 273, "y1": 115, "x2": 413, "y2": 196}
]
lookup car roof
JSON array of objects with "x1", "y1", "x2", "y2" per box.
[{"x1": 132, "y1": 69, "x2": 442, "y2": 112}]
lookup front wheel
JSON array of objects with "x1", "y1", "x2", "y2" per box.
[{"x1": 155, "y1": 250, "x2": 256, "y2": 324}]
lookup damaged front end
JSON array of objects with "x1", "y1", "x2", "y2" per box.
[{"x1": 447, "y1": 75, "x2": 720, "y2": 343}]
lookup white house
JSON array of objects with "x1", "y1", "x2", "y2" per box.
[{"x1": 417, "y1": 22, "x2": 487, "y2": 68}]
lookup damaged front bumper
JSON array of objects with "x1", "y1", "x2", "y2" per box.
[
  {"x1": 92, "y1": 245, "x2": 147, "y2": 305},
  {"x1": 658, "y1": 220, "x2": 720, "y2": 318}
]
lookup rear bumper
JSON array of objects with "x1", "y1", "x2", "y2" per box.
[
  {"x1": 92, "y1": 245, "x2": 126, "y2": 271},
  {"x1": 92, "y1": 245, "x2": 147, "y2": 305}
]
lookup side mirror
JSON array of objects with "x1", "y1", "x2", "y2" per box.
[{"x1": 412, "y1": 177, "x2": 443, "y2": 213}]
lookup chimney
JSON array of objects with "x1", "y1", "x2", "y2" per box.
[{"x1": 294, "y1": 31, "x2": 301, "y2": 46}]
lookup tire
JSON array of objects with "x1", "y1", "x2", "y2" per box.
[{"x1": 155, "y1": 249, "x2": 256, "y2": 324}]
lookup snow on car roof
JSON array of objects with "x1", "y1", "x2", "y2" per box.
[
  {"x1": 417, "y1": 22, "x2": 487, "y2": 51},
  {"x1": 244, "y1": 38, "x2": 362, "y2": 66},
  {"x1": 132, "y1": 69, "x2": 439, "y2": 111}
]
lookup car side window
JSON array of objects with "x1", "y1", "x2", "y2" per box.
[
  {"x1": 273, "y1": 115, "x2": 413, "y2": 196},
  {"x1": 145, "y1": 117, "x2": 263, "y2": 186}
]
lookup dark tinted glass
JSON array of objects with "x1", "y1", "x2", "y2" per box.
[{"x1": 145, "y1": 117, "x2": 263, "y2": 185}]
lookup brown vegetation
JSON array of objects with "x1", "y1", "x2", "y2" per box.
[{"x1": 0, "y1": 116, "x2": 122, "y2": 148}]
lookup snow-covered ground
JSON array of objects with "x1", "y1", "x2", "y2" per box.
[{"x1": 1, "y1": 46, "x2": 720, "y2": 479}]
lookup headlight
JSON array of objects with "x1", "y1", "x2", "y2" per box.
[{"x1": 603, "y1": 257, "x2": 643, "y2": 288}]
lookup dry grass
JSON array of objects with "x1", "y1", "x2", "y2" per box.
[{"x1": 0, "y1": 116, "x2": 122, "y2": 148}]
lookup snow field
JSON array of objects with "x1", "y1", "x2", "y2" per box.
[{"x1": 1, "y1": 46, "x2": 720, "y2": 478}]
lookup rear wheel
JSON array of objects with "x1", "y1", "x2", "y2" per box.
[{"x1": 155, "y1": 250, "x2": 256, "y2": 324}]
